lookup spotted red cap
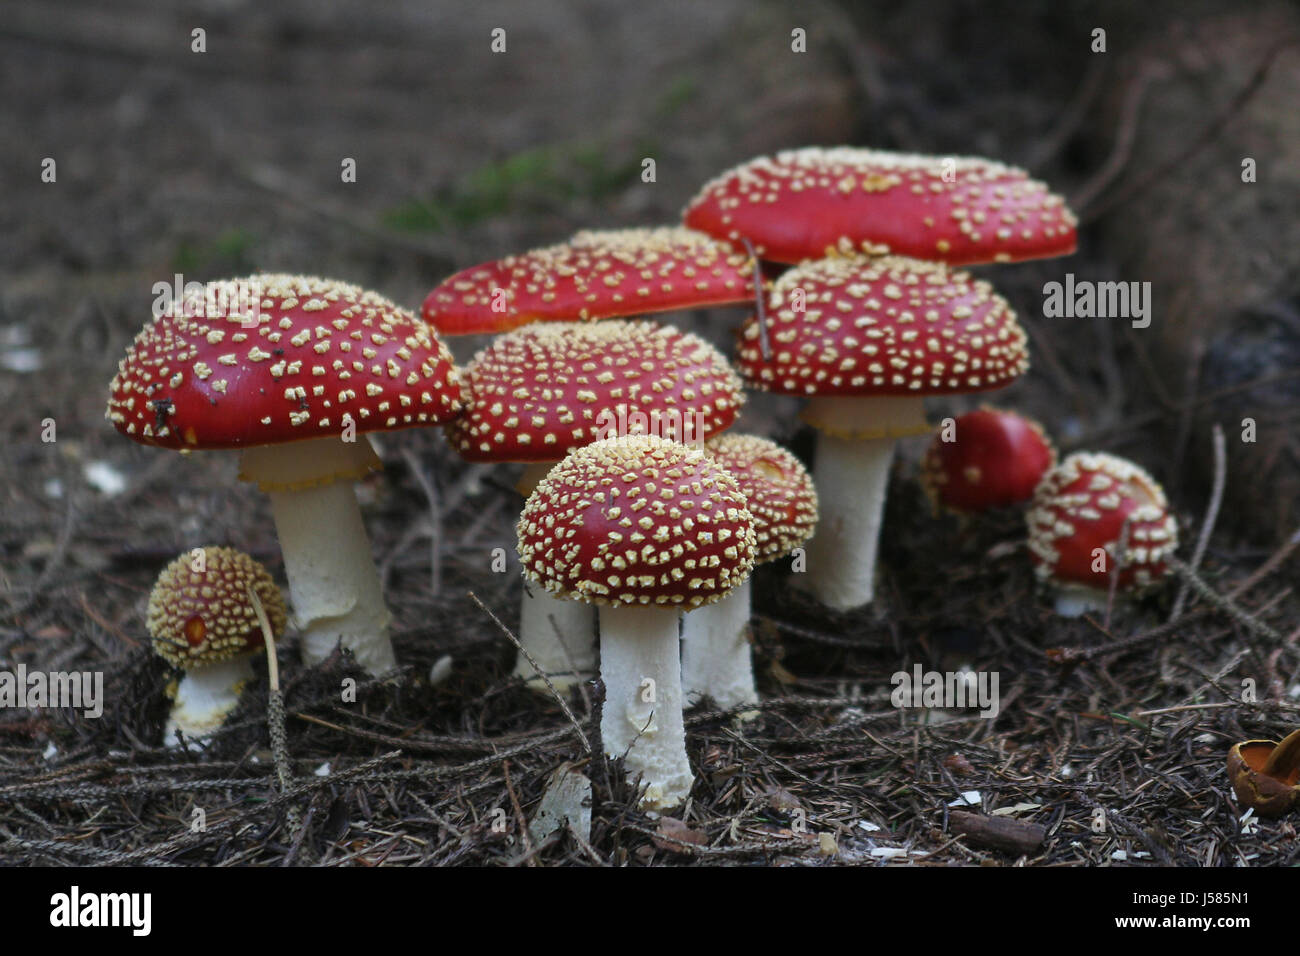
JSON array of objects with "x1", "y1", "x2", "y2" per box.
[
  {"x1": 704, "y1": 434, "x2": 817, "y2": 562},
  {"x1": 448, "y1": 320, "x2": 744, "y2": 463},
  {"x1": 684, "y1": 147, "x2": 1077, "y2": 266},
  {"x1": 147, "y1": 546, "x2": 287, "y2": 669},
  {"x1": 1026, "y1": 452, "x2": 1178, "y2": 593},
  {"x1": 106, "y1": 275, "x2": 462, "y2": 449},
  {"x1": 737, "y1": 256, "x2": 1029, "y2": 401},
  {"x1": 421, "y1": 227, "x2": 755, "y2": 335},
  {"x1": 920, "y1": 407, "x2": 1056, "y2": 514},
  {"x1": 516, "y1": 434, "x2": 756, "y2": 609}
]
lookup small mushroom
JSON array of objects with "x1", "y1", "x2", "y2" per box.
[
  {"x1": 681, "y1": 434, "x2": 817, "y2": 714},
  {"x1": 450, "y1": 319, "x2": 744, "y2": 692},
  {"x1": 107, "y1": 275, "x2": 463, "y2": 673},
  {"x1": 147, "y1": 546, "x2": 286, "y2": 746},
  {"x1": 1025, "y1": 452, "x2": 1179, "y2": 616},
  {"x1": 920, "y1": 407, "x2": 1056, "y2": 515},
  {"x1": 517, "y1": 435, "x2": 756, "y2": 810},
  {"x1": 683, "y1": 146, "x2": 1078, "y2": 266},
  {"x1": 1227, "y1": 729, "x2": 1300, "y2": 817},
  {"x1": 422, "y1": 227, "x2": 755, "y2": 335},
  {"x1": 736, "y1": 256, "x2": 1030, "y2": 610}
]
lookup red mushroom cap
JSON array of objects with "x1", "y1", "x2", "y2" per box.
[
  {"x1": 516, "y1": 434, "x2": 756, "y2": 609},
  {"x1": 106, "y1": 275, "x2": 462, "y2": 450},
  {"x1": 1026, "y1": 452, "x2": 1178, "y2": 593},
  {"x1": 737, "y1": 256, "x2": 1029, "y2": 400},
  {"x1": 920, "y1": 407, "x2": 1056, "y2": 514},
  {"x1": 447, "y1": 320, "x2": 744, "y2": 463},
  {"x1": 422, "y1": 227, "x2": 755, "y2": 335},
  {"x1": 704, "y1": 433, "x2": 818, "y2": 562},
  {"x1": 684, "y1": 147, "x2": 1077, "y2": 266}
]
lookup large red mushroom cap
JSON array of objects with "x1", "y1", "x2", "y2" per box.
[
  {"x1": 1026, "y1": 452, "x2": 1178, "y2": 594},
  {"x1": 684, "y1": 147, "x2": 1077, "y2": 266},
  {"x1": 704, "y1": 433, "x2": 817, "y2": 563},
  {"x1": 920, "y1": 407, "x2": 1056, "y2": 514},
  {"x1": 106, "y1": 274, "x2": 462, "y2": 451},
  {"x1": 737, "y1": 256, "x2": 1029, "y2": 435},
  {"x1": 448, "y1": 319, "x2": 744, "y2": 463},
  {"x1": 422, "y1": 227, "x2": 755, "y2": 335},
  {"x1": 516, "y1": 434, "x2": 757, "y2": 610}
]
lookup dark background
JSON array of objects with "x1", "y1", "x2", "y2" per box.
[{"x1": 1, "y1": 0, "x2": 1298, "y2": 867}]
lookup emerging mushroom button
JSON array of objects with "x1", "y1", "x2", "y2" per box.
[
  {"x1": 681, "y1": 434, "x2": 818, "y2": 714},
  {"x1": 422, "y1": 227, "x2": 755, "y2": 336},
  {"x1": 736, "y1": 255, "x2": 1029, "y2": 610},
  {"x1": 451, "y1": 319, "x2": 746, "y2": 695},
  {"x1": 148, "y1": 546, "x2": 287, "y2": 746},
  {"x1": 107, "y1": 274, "x2": 463, "y2": 674},
  {"x1": 683, "y1": 146, "x2": 1078, "y2": 266},
  {"x1": 517, "y1": 434, "x2": 757, "y2": 810},
  {"x1": 921, "y1": 407, "x2": 1056, "y2": 515},
  {"x1": 1025, "y1": 452, "x2": 1179, "y2": 617}
]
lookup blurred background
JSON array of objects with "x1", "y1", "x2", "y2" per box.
[{"x1": 2, "y1": 0, "x2": 1298, "y2": 618}]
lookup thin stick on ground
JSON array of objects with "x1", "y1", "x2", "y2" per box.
[
  {"x1": 1166, "y1": 556, "x2": 1283, "y2": 643},
  {"x1": 402, "y1": 447, "x2": 443, "y2": 598},
  {"x1": 1172, "y1": 424, "x2": 1226, "y2": 620},
  {"x1": 249, "y1": 585, "x2": 303, "y2": 849},
  {"x1": 468, "y1": 590, "x2": 592, "y2": 754}
]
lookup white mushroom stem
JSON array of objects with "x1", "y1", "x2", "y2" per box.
[
  {"x1": 165, "y1": 654, "x2": 256, "y2": 747},
  {"x1": 514, "y1": 462, "x2": 597, "y2": 692},
  {"x1": 800, "y1": 395, "x2": 928, "y2": 610},
  {"x1": 598, "y1": 604, "x2": 693, "y2": 810},
  {"x1": 513, "y1": 584, "x2": 599, "y2": 691},
  {"x1": 1051, "y1": 584, "x2": 1111, "y2": 618},
  {"x1": 241, "y1": 437, "x2": 395, "y2": 675},
  {"x1": 680, "y1": 579, "x2": 758, "y2": 715}
]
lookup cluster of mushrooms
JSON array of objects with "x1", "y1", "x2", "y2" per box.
[{"x1": 107, "y1": 147, "x2": 1189, "y2": 811}]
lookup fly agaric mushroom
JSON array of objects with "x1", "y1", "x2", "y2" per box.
[
  {"x1": 517, "y1": 434, "x2": 757, "y2": 810},
  {"x1": 422, "y1": 227, "x2": 755, "y2": 336},
  {"x1": 148, "y1": 546, "x2": 286, "y2": 745},
  {"x1": 450, "y1": 319, "x2": 744, "y2": 691},
  {"x1": 681, "y1": 434, "x2": 817, "y2": 713},
  {"x1": 736, "y1": 255, "x2": 1030, "y2": 610},
  {"x1": 107, "y1": 275, "x2": 462, "y2": 673},
  {"x1": 683, "y1": 146, "x2": 1077, "y2": 266},
  {"x1": 1227, "y1": 729, "x2": 1300, "y2": 817},
  {"x1": 920, "y1": 407, "x2": 1056, "y2": 515},
  {"x1": 1025, "y1": 452, "x2": 1179, "y2": 617}
]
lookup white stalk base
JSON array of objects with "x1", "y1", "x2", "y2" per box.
[
  {"x1": 514, "y1": 586, "x2": 598, "y2": 693},
  {"x1": 165, "y1": 654, "x2": 256, "y2": 748},
  {"x1": 268, "y1": 480, "x2": 395, "y2": 674},
  {"x1": 599, "y1": 605, "x2": 694, "y2": 810},
  {"x1": 680, "y1": 580, "x2": 758, "y2": 717},
  {"x1": 803, "y1": 433, "x2": 895, "y2": 610},
  {"x1": 1052, "y1": 584, "x2": 1111, "y2": 618}
]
